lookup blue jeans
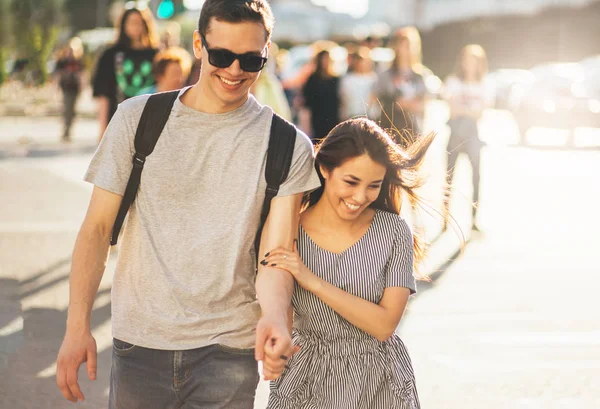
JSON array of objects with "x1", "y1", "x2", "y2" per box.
[{"x1": 109, "y1": 338, "x2": 259, "y2": 409}]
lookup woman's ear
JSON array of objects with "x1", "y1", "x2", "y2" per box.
[{"x1": 319, "y1": 164, "x2": 329, "y2": 180}]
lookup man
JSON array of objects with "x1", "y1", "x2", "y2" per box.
[{"x1": 55, "y1": 1, "x2": 320, "y2": 408}]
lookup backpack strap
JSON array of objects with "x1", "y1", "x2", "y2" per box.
[
  {"x1": 110, "y1": 90, "x2": 179, "y2": 245},
  {"x1": 254, "y1": 113, "x2": 297, "y2": 255}
]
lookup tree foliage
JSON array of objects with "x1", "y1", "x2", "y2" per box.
[
  {"x1": 0, "y1": 0, "x2": 11, "y2": 84},
  {"x1": 65, "y1": 0, "x2": 116, "y2": 32},
  {"x1": 10, "y1": 0, "x2": 63, "y2": 84}
]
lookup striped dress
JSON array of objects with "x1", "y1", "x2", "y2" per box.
[{"x1": 268, "y1": 210, "x2": 420, "y2": 409}]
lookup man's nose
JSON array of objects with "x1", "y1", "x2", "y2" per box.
[{"x1": 225, "y1": 58, "x2": 244, "y2": 77}]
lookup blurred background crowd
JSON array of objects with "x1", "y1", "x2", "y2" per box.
[{"x1": 1, "y1": 0, "x2": 600, "y2": 148}]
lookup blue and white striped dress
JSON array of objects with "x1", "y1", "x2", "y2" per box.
[{"x1": 268, "y1": 210, "x2": 420, "y2": 409}]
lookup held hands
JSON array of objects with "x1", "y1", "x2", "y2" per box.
[
  {"x1": 255, "y1": 315, "x2": 300, "y2": 381},
  {"x1": 56, "y1": 330, "x2": 98, "y2": 402},
  {"x1": 260, "y1": 244, "x2": 317, "y2": 291}
]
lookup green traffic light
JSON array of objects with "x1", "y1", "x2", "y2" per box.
[{"x1": 157, "y1": 0, "x2": 175, "y2": 19}]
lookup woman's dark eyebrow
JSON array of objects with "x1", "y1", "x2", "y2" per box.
[{"x1": 345, "y1": 175, "x2": 384, "y2": 184}]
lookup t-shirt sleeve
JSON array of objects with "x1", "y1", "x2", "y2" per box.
[
  {"x1": 92, "y1": 48, "x2": 115, "y2": 98},
  {"x1": 84, "y1": 104, "x2": 135, "y2": 195},
  {"x1": 384, "y1": 217, "x2": 417, "y2": 294},
  {"x1": 276, "y1": 129, "x2": 321, "y2": 198}
]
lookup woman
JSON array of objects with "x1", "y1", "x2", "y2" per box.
[
  {"x1": 373, "y1": 27, "x2": 426, "y2": 144},
  {"x1": 302, "y1": 49, "x2": 341, "y2": 143},
  {"x1": 443, "y1": 44, "x2": 493, "y2": 231},
  {"x1": 91, "y1": 4, "x2": 159, "y2": 140},
  {"x1": 54, "y1": 37, "x2": 85, "y2": 142},
  {"x1": 264, "y1": 117, "x2": 435, "y2": 409},
  {"x1": 340, "y1": 47, "x2": 378, "y2": 120}
]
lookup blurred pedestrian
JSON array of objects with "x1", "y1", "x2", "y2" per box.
[
  {"x1": 442, "y1": 44, "x2": 493, "y2": 232},
  {"x1": 361, "y1": 34, "x2": 382, "y2": 50},
  {"x1": 265, "y1": 117, "x2": 434, "y2": 409},
  {"x1": 340, "y1": 47, "x2": 377, "y2": 120},
  {"x1": 372, "y1": 27, "x2": 426, "y2": 145},
  {"x1": 54, "y1": 37, "x2": 85, "y2": 142},
  {"x1": 251, "y1": 43, "x2": 292, "y2": 121},
  {"x1": 302, "y1": 49, "x2": 340, "y2": 143},
  {"x1": 56, "y1": 0, "x2": 320, "y2": 407},
  {"x1": 160, "y1": 22, "x2": 182, "y2": 49},
  {"x1": 343, "y1": 42, "x2": 359, "y2": 74},
  {"x1": 138, "y1": 46, "x2": 192, "y2": 95},
  {"x1": 91, "y1": 4, "x2": 159, "y2": 141}
]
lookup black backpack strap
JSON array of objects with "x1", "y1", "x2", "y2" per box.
[
  {"x1": 110, "y1": 90, "x2": 179, "y2": 245},
  {"x1": 254, "y1": 113, "x2": 297, "y2": 255}
]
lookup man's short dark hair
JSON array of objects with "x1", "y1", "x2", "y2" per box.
[{"x1": 198, "y1": 0, "x2": 274, "y2": 41}]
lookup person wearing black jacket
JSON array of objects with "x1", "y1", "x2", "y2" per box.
[
  {"x1": 302, "y1": 49, "x2": 340, "y2": 144},
  {"x1": 91, "y1": 4, "x2": 159, "y2": 141}
]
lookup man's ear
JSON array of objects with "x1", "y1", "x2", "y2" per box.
[{"x1": 192, "y1": 31, "x2": 203, "y2": 60}]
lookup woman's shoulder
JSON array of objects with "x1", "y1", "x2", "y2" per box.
[{"x1": 374, "y1": 210, "x2": 412, "y2": 237}]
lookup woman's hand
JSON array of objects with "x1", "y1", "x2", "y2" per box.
[{"x1": 260, "y1": 244, "x2": 319, "y2": 291}]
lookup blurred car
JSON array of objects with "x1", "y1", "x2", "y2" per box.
[
  {"x1": 486, "y1": 69, "x2": 535, "y2": 109},
  {"x1": 510, "y1": 62, "x2": 600, "y2": 143}
]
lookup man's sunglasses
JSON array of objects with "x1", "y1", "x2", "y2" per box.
[{"x1": 201, "y1": 34, "x2": 268, "y2": 73}]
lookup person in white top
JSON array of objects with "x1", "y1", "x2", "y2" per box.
[
  {"x1": 442, "y1": 44, "x2": 494, "y2": 231},
  {"x1": 339, "y1": 47, "x2": 378, "y2": 120}
]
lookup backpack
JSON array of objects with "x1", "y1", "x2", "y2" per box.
[
  {"x1": 110, "y1": 90, "x2": 297, "y2": 257},
  {"x1": 58, "y1": 59, "x2": 81, "y2": 91}
]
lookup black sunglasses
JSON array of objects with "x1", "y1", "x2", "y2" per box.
[{"x1": 200, "y1": 34, "x2": 268, "y2": 73}]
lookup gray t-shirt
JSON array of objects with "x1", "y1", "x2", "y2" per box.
[{"x1": 85, "y1": 88, "x2": 320, "y2": 350}]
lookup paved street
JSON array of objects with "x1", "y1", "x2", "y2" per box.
[{"x1": 1, "y1": 107, "x2": 599, "y2": 408}]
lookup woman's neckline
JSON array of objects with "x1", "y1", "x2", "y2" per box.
[{"x1": 300, "y1": 209, "x2": 380, "y2": 256}]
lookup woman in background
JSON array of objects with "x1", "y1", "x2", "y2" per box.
[
  {"x1": 442, "y1": 44, "x2": 493, "y2": 231},
  {"x1": 302, "y1": 49, "x2": 340, "y2": 143},
  {"x1": 91, "y1": 4, "x2": 159, "y2": 141},
  {"x1": 340, "y1": 47, "x2": 378, "y2": 120},
  {"x1": 372, "y1": 27, "x2": 426, "y2": 144}
]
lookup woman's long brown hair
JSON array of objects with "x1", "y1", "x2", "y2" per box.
[
  {"x1": 305, "y1": 118, "x2": 436, "y2": 269},
  {"x1": 115, "y1": 7, "x2": 159, "y2": 49}
]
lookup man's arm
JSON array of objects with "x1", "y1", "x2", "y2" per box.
[
  {"x1": 56, "y1": 186, "x2": 122, "y2": 402},
  {"x1": 254, "y1": 192, "x2": 303, "y2": 380}
]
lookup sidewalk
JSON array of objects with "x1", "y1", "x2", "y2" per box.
[
  {"x1": 0, "y1": 81, "x2": 97, "y2": 118},
  {"x1": 0, "y1": 116, "x2": 99, "y2": 159}
]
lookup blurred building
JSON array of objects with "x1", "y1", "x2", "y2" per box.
[
  {"x1": 417, "y1": 0, "x2": 599, "y2": 28},
  {"x1": 367, "y1": 0, "x2": 419, "y2": 26}
]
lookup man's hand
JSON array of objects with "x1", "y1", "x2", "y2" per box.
[
  {"x1": 56, "y1": 330, "x2": 97, "y2": 402},
  {"x1": 255, "y1": 315, "x2": 297, "y2": 381}
]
